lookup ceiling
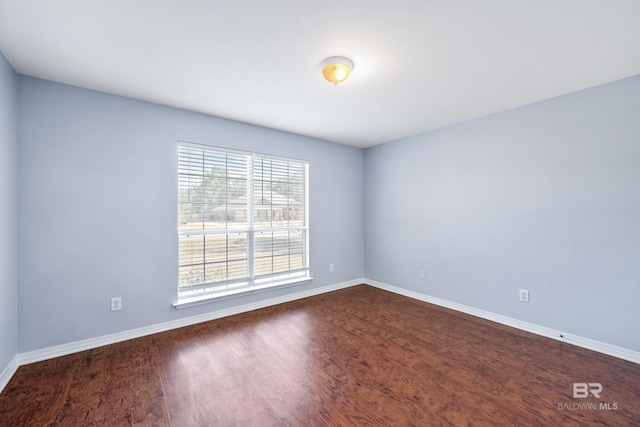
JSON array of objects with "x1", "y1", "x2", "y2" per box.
[{"x1": 1, "y1": 1, "x2": 639, "y2": 148}]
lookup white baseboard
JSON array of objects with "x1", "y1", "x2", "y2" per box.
[
  {"x1": 18, "y1": 278, "x2": 363, "y2": 366},
  {"x1": 364, "y1": 279, "x2": 640, "y2": 365},
  {"x1": 0, "y1": 355, "x2": 19, "y2": 394}
]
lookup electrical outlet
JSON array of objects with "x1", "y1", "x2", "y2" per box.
[
  {"x1": 419, "y1": 270, "x2": 425, "y2": 279},
  {"x1": 111, "y1": 297, "x2": 122, "y2": 311},
  {"x1": 329, "y1": 264, "x2": 335, "y2": 273},
  {"x1": 519, "y1": 289, "x2": 530, "y2": 303}
]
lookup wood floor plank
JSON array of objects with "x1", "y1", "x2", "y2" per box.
[
  {"x1": 57, "y1": 345, "x2": 130, "y2": 426},
  {"x1": 129, "y1": 336, "x2": 171, "y2": 426},
  {"x1": 1, "y1": 284, "x2": 639, "y2": 426}
]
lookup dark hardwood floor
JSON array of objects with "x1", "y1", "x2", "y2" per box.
[{"x1": 1, "y1": 284, "x2": 639, "y2": 426}]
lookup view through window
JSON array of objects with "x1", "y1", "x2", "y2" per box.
[{"x1": 177, "y1": 142, "x2": 309, "y2": 301}]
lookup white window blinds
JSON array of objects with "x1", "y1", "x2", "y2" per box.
[{"x1": 177, "y1": 142, "x2": 309, "y2": 301}]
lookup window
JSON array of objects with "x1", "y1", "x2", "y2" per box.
[{"x1": 177, "y1": 142, "x2": 309, "y2": 304}]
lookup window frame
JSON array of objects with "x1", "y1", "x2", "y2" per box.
[{"x1": 174, "y1": 142, "x2": 311, "y2": 308}]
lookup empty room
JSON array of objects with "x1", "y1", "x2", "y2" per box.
[{"x1": 1, "y1": 1, "x2": 639, "y2": 425}]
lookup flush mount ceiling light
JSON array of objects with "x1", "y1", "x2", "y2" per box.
[{"x1": 320, "y1": 56, "x2": 354, "y2": 86}]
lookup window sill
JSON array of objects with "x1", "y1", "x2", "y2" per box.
[{"x1": 173, "y1": 276, "x2": 314, "y2": 310}]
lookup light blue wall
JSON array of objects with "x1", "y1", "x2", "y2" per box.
[
  {"x1": 365, "y1": 75, "x2": 640, "y2": 351},
  {"x1": 17, "y1": 76, "x2": 364, "y2": 352},
  {"x1": 13, "y1": 71, "x2": 640, "y2": 356},
  {"x1": 0, "y1": 51, "x2": 18, "y2": 371}
]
